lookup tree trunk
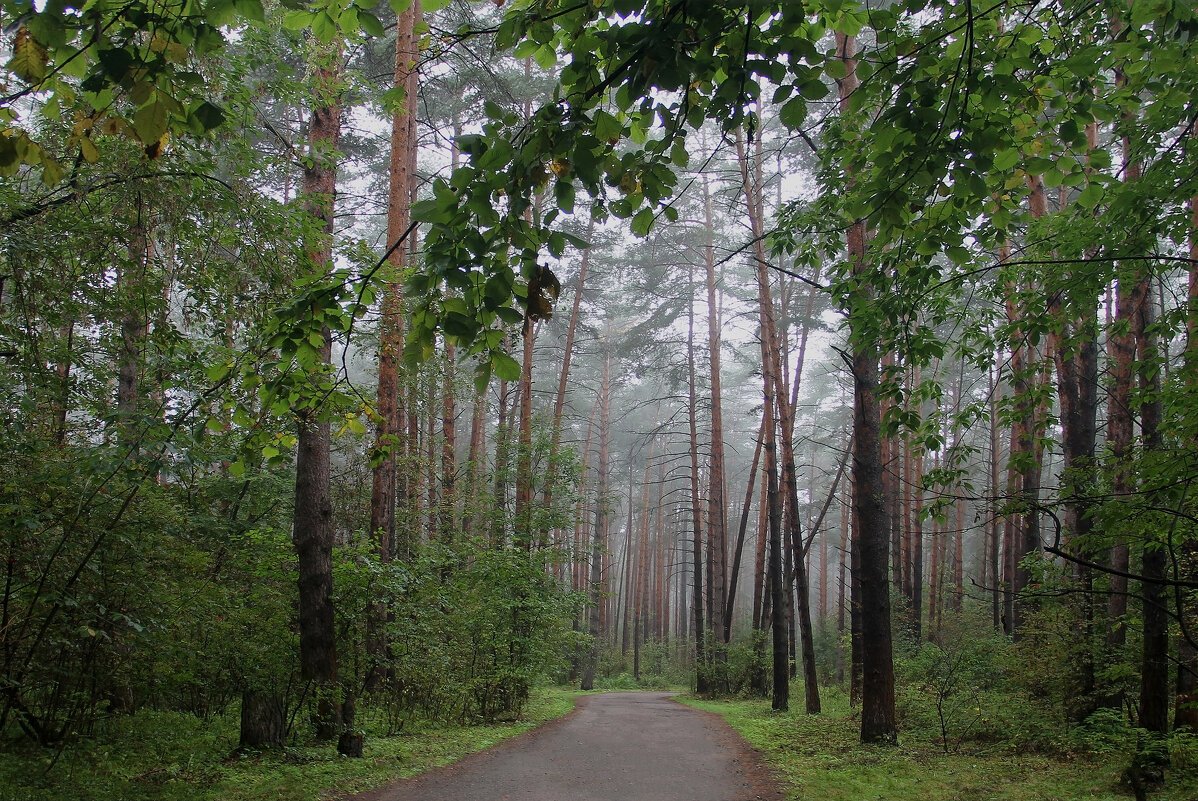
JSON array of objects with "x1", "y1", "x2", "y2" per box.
[
  {"x1": 513, "y1": 315, "x2": 536, "y2": 549},
  {"x1": 440, "y1": 341, "x2": 457, "y2": 540},
  {"x1": 763, "y1": 391, "x2": 788, "y2": 711},
  {"x1": 581, "y1": 349, "x2": 612, "y2": 690},
  {"x1": 838, "y1": 30, "x2": 896, "y2": 743},
  {"x1": 1106, "y1": 270, "x2": 1143, "y2": 664},
  {"x1": 1137, "y1": 278, "x2": 1169, "y2": 735},
  {"x1": 737, "y1": 127, "x2": 819, "y2": 714},
  {"x1": 542, "y1": 231, "x2": 591, "y2": 540},
  {"x1": 1177, "y1": 199, "x2": 1198, "y2": 732},
  {"x1": 1004, "y1": 271, "x2": 1043, "y2": 637},
  {"x1": 702, "y1": 176, "x2": 730, "y2": 647},
  {"x1": 686, "y1": 274, "x2": 707, "y2": 693},
  {"x1": 726, "y1": 413, "x2": 765, "y2": 635},
  {"x1": 366, "y1": 0, "x2": 419, "y2": 690},
  {"x1": 239, "y1": 691, "x2": 285, "y2": 749},
  {"x1": 293, "y1": 41, "x2": 344, "y2": 746}
]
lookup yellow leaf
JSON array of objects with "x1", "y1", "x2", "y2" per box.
[
  {"x1": 5, "y1": 28, "x2": 48, "y2": 83},
  {"x1": 79, "y1": 136, "x2": 100, "y2": 163}
]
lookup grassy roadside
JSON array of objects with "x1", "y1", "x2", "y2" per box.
[
  {"x1": 0, "y1": 689, "x2": 581, "y2": 801},
  {"x1": 681, "y1": 689, "x2": 1198, "y2": 801}
]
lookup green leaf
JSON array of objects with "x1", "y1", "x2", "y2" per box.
[
  {"x1": 779, "y1": 96, "x2": 807, "y2": 130},
  {"x1": 233, "y1": 0, "x2": 266, "y2": 23},
  {"x1": 281, "y1": 9, "x2": 314, "y2": 29},
  {"x1": 594, "y1": 110, "x2": 622, "y2": 143},
  {"x1": 554, "y1": 178, "x2": 575, "y2": 213},
  {"x1": 474, "y1": 362, "x2": 492, "y2": 395},
  {"x1": 133, "y1": 101, "x2": 169, "y2": 144},
  {"x1": 1076, "y1": 183, "x2": 1103, "y2": 210},
  {"x1": 495, "y1": 307, "x2": 524, "y2": 325},
  {"x1": 359, "y1": 11, "x2": 385, "y2": 37},
  {"x1": 192, "y1": 101, "x2": 225, "y2": 131},
  {"x1": 533, "y1": 44, "x2": 557, "y2": 70},
  {"x1": 312, "y1": 11, "x2": 337, "y2": 43},
  {"x1": 493, "y1": 351, "x2": 522, "y2": 382},
  {"x1": 670, "y1": 140, "x2": 689, "y2": 168},
  {"x1": 631, "y1": 207, "x2": 655, "y2": 237},
  {"x1": 513, "y1": 39, "x2": 539, "y2": 59},
  {"x1": 992, "y1": 148, "x2": 1020, "y2": 172},
  {"x1": 411, "y1": 198, "x2": 446, "y2": 223}
]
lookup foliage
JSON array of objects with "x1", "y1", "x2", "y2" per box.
[
  {"x1": 0, "y1": 689, "x2": 580, "y2": 801},
  {"x1": 684, "y1": 690, "x2": 1198, "y2": 801},
  {"x1": 895, "y1": 618, "x2": 1018, "y2": 752}
]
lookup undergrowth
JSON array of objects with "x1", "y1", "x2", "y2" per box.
[
  {"x1": 0, "y1": 688, "x2": 580, "y2": 801},
  {"x1": 682, "y1": 686, "x2": 1198, "y2": 801}
]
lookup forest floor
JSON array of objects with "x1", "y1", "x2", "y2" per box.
[
  {"x1": 682, "y1": 691, "x2": 1198, "y2": 801},
  {"x1": 0, "y1": 689, "x2": 581, "y2": 801}
]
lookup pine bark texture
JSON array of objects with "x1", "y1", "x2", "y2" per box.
[{"x1": 838, "y1": 30, "x2": 896, "y2": 744}]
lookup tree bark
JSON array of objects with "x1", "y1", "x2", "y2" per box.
[
  {"x1": 292, "y1": 41, "x2": 344, "y2": 746},
  {"x1": 581, "y1": 349, "x2": 612, "y2": 690},
  {"x1": 1177, "y1": 197, "x2": 1198, "y2": 732},
  {"x1": 239, "y1": 691, "x2": 285, "y2": 749},
  {"x1": 838, "y1": 30, "x2": 896, "y2": 743},
  {"x1": 737, "y1": 127, "x2": 819, "y2": 714},
  {"x1": 1137, "y1": 278, "x2": 1169, "y2": 735},
  {"x1": 366, "y1": 0, "x2": 420, "y2": 689},
  {"x1": 686, "y1": 273, "x2": 707, "y2": 693},
  {"x1": 702, "y1": 176, "x2": 730, "y2": 647}
]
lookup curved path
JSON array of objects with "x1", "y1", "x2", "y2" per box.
[{"x1": 354, "y1": 692, "x2": 781, "y2": 801}]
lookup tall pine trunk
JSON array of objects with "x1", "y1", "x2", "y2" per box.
[
  {"x1": 291, "y1": 40, "x2": 346, "y2": 748},
  {"x1": 838, "y1": 30, "x2": 896, "y2": 743},
  {"x1": 366, "y1": 0, "x2": 419, "y2": 690}
]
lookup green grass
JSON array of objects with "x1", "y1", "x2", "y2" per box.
[
  {"x1": 0, "y1": 689, "x2": 581, "y2": 801},
  {"x1": 681, "y1": 688, "x2": 1198, "y2": 801}
]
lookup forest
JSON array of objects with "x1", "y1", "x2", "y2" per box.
[{"x1": 1, "y1": 0, "x2": 1197, "y2": 798}]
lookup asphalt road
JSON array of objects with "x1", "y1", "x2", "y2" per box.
[{"x1": 354, "y1": 692, "x2": 782, "y2": 801}]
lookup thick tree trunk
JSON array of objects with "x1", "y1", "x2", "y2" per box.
[
  {"x1": 1048, "y1": 271, "x2": 1100, "y2": 721},
  {"x1": 1106, "y1": 271, "x2": 1143, "y2": 664},
  {"x1": 988, "y1": 361, "x2": 1002, "y2": 631},
  {"x1": 366, "y1": 0, "x2": 419, "y2": 690},
  {"x1": 239, "y1": 691, "x2": 285, "y2": 749},
  {"x1": 292, "y1": 42, "x2": 345, "y2": 747},
  {"x1": 838, "y1": 30, "x2": 896, "y2": 743}
]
